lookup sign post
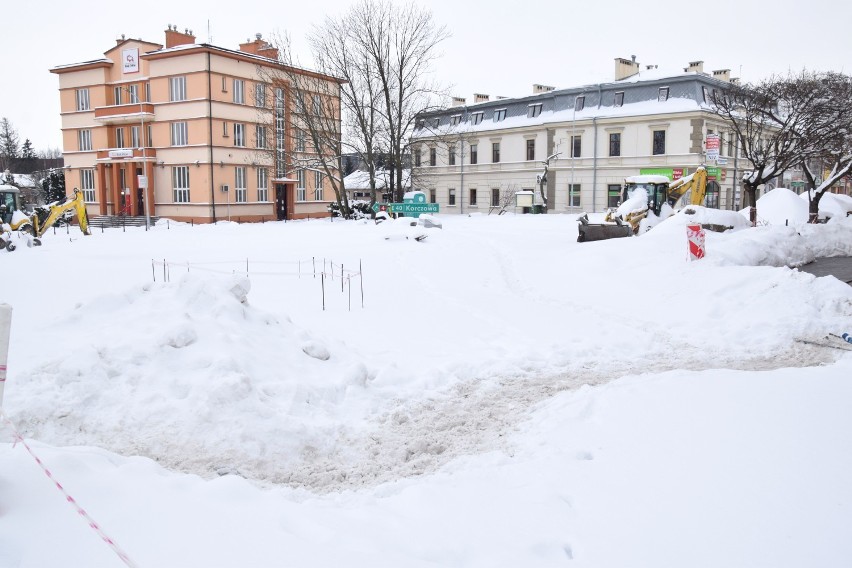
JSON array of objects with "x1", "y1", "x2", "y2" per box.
[{"x1": 705, "y1": 134, "x2": 720, "y2": 164}]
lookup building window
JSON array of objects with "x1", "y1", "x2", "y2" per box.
[
  {"x1": 491, "y1": 187, "x2": 499, "y2": 207},
  {"x1": 609, "y1": 133, "x2": 621, "y2": 157},
  {"x1": 470, "y1": 144, "x2": 478, "y2": 164},
  {"x1": 169, "y1": 76, "x2": 187, "y2": 102},
  {"x1": 528, "y1": 103, "x2": 542, "y2": 118},
  {"x1": 233, "y1": 79, "x2": 245, "y2": 104},
  {"x1": 128, "y1": 84, "x2": 139, "y2": 104},
  {"x1": 78, "y1": 129, "x2": 92, "y2": 151},
  {"x1": 494, "y1": 109, "x2": 506, "y2": 122},
  {"x1": 145, "y1": 82, "x2": 151, "y2": 102},
  {"x1": 170, "y1": 122, "x2": 188, "y2": 146},
  {"x1": 574, "y1": 96, "x2": 585, "y2": 111},
  {"x1": 614, "y1": 91, "x2": 624, "y2": 107},
  {"x1": 312, "y1": 94, "x2": 321, "y2": 115},
  {"x1": 173, "y1": 166, "x2": 190, "y2": 202},
  {"x1": 256, "y1": 125, "x2": 267, "y2": 149},
  {"x1": 414, "y1": 148, "x2": 421, "y2": 167},
  {"x1": 653, "y1": 130, "x2": 666, "y2": 155},
  {"x1": 469, "y1": 188, "x2": 477, "y2": 206},
  {"x1": 114, "y1": 86, "x2": 123, "y2": 106},
  {"x1": 75, "y1": 89, "x2": 90, "y2": 111},
  {"x1": 255, "y1": 83, "x2": 266, "y2": 107},
  {"x1": 295, "y1": 129, "x2": 306, "y2": 152},
  {"x1": 234, "y1": 123, "x2": 246, "y2": 147},
  {"x1": 115, "y1": 127, "x2": 125, "y2": 148},
  {"x1": 571, "y1": 135, "x2": 581, "y2": 158},
  {"x1": 449, "y1": 144, "x2": 456, "y2": 165},
  {"x1": 526, "y1": 139, "x2": 535, "y2": 161},
  {"x1": 275, "y1": 87, "x2": 286, "y2": 178},
  {"x1": 235, "y1": 167, "x2": 247, "y2": 203},
  {"x1": 131, "y1": 126, "x2": 140, "y2": 148},
  {"x1": 146, "y1": 125, "x2": 152, "y2": 148},
  {"x1": 221, "y1": 76, "x2": 228, "y2": 92},
  {"x1": 296, "y1": 169, "x2": 306, "y2": 201},
  {"x1": 702, "y1": 86, "x2": 710, "y2": 103},
  {"x1": 448, "y1": 188, "x2": 456, "y2": 206},
  {"x1": 429, "y1": 189, "x2": 436, "y2": 203},
  {"x1": 314, "y1": 171, "x2": 324, "y2": 201},
  {"x1": 451, "y1": 115, "x2": 462, "y2": 126},
  {"x1": 658, "y1": 87, "x2": 670, "y2": 102},
  {"x1": 81, "y1": 169, "x2": 96, "y2": 202},
  {"x1": 472, "y1": 112, "x2": 484, "y2": 125},
  {"x1": 607, "y1": 184, "x2": 621, "y2": 208},
  {"x1": 257, "y1": 168, "x2": 268, "y2": 202},
  {"x1": 492, "y1": 142, "x2": 500, "y2": 163},
  {"x1": 429, "y1": 147, "x2": 436, "y2": 166},
  {"x1": 568, "y1": 183, "x2": 581, "y2": 207}
]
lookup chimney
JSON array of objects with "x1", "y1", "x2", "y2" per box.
[
  {"x1": 451, "y1": 96, "x2": 466, "y2": 107},
  {"x1": 731, "y1": 77, "x2": 741, "y2": 85},
  {"x1": 646, "y1": 64, "x2": 658, "y2": 70},
  {"x1": 533, "y1": 84, "x2": 555, "y2": 94},
  {"x1": 116, "y1": 33, "x2": 126, "y2": 45},
  {"x1": 614, "y1": 56, "x2": 640, "y2": 81},
  {"x1": 239, "y1": 32, "x2": 279, "y2": 60},
  {"x1": 712, "y1": 69, "x2": 731, "y2": 82},
  {"x1": 685, "y1": 60, "x2": 704, "y2": 74},
  {"x1": 165, "y1": 24, "x2": 196, "y2": 48},
  {"x1": 474, "y1": 93, "x2": 490, "y2": 103}
]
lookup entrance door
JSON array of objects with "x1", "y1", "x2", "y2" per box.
[
  {"x1": 275, "y1": 183, "x2": 288, "y2": 221},
  {"x1": 136, "y1": 167, "x2": 144, "y2": 215}
]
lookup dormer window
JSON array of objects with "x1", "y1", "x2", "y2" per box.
[
  {"x1": 528, "y1": 103, "x2": 543, "y2": 118},
  {"x1": 614, "y1": 92, "x2": 624, "y2": 107},
  {"x1": 494, "y1": 109, "x2": 507, "y2": 122},
  {"x1": 658, "y1": 87, "x2": 670, "y2": 102},
  {"x1": 451, "y1": 114, "x2": 462, "y2": 126},
  {"x1": 574, "y1": 97, "x2": 585, "y2": 112},
  {"x1": 471, "y1": 112, "x2": 484, "y2": 125}
]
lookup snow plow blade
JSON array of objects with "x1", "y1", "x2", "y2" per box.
[{"x1": 576, "y1": 215, "x2": 632, "y2": 242}]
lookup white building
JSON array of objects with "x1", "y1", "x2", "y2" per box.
[{"x1": 411, "y1": 59, "x2": 742, "y2": 214}]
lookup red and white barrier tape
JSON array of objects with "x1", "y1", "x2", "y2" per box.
[{"x1": 1, "y1": 410, "x2": 139, "y2": 568}]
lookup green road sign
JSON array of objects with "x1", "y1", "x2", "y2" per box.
[{"x1": 372, "y1": 202, "x2": 439, "y2": 217}]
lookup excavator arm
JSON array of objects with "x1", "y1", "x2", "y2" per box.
[
  {"x1": 31, "y1": 189, "x2": 91, "y2": 238},
  {"x1": 665, "y1": 167, "x2": 708, "y2": 208}
]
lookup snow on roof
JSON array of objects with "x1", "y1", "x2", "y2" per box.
[
  {"x1": 343, "y1": 168, "x2": 411, "y2": 190},
  {"x1": 625, "y1": 174, "x2": 671, "y2": 184},
  {"x1": 51, "y1": 58, "x2": 112, "y2": 71}
]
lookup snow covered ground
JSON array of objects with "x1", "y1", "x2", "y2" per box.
[{"x1": 1, "y1": 194, "x2": 851, "y2": 567}]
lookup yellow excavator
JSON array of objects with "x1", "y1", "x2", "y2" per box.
[
  {"x1": 578, "y1": 167, "x2": 708, "y2": 242},
  {"x1": 0, "y1": 185, "x2": 91, "y2": 249}
]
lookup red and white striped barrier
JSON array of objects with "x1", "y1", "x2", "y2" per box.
[
  {"x1": 1, "y1": 410, "x2": 139, "y2": 568},
  {"x1": 0, "y1": 303, "x2": 11, "y2": 408},
  {"x1": 686, "y1": 224, "x2": 706, "y2": 260}
]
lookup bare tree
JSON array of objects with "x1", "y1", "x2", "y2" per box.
[
  {"x1": 256, "y1": 36, "x2": 351, "y2": 217},
  {"x1": 352, "y1": 0, "x2": 450, "y2": 203}
]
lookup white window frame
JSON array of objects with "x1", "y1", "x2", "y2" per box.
[
  {"x1": 528, "y1": 103, "x2": 543, "y2": 118},
  {"x1": 235, "y1": 166, "x2": 247, "y2": 203},
  {"x1": 256, "y1": 125, "x2": 267, "y2": 149},
  {"x1": 128, "y1": 84, "x2": 139, "y2": 104},
  {"x1": 172, "y1": 166, "x2": 190, "y2": 202},
  {"x1": 81, "y1": 168, "x2": 96, "y2": 202},
  {"x1": 494, "y1": 109, "x2": 507, "y2": 122},
  {"x1": 257, "y1": 167, "x2": 268, "y2": 202},
  {"x1": 169, "y1": 76, "x2": 187, "y2": 102},
  {"x1": 115, "y1": 128, "x2": 126, "y2": 148},
  {"x1": 131, "y1": 125, "x2": 140, "y2": 149},
  {"x1": 233, "y1": 79, "x2": 245, "y2": 104},
  {"x1": 314, "y1": 170, "x2": 324, "y2": 201},
  {"x1": 295, "y1": 129, "x2": 306, "y2": 152},
  {"x1": 234, "y1": 123, "x2": 245, "y2": 147},
  {"x1": 255, "y1": 83, "x2": 266, "y2": 107},
  {"x1": 296, "y1": 169, "x2": 306, "y2": 201},
  {"x1": 75, "y1": 88, "x2": 90, "y2": 111},
  {"x1": 170, "y1": 122, "x2": 188, "y2": 146}
]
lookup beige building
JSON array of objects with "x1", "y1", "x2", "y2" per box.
[
  {"x1": 412, "y1": 59, "x2": 746, "y2": 215},
  {"x1": 51, "y1": 27, "x2": 342, "y2": 222}
]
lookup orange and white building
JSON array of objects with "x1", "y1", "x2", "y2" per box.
[{"x1": 51, "y1": 26, "x2": 342, "y2": 222}]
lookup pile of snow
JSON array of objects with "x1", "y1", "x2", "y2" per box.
[
  {"x1": 752, "y1": 187, "x2": 809, "y2": 225},
  {"x1": 800, "y1": 189, "x2": 852, "y2": 219}
]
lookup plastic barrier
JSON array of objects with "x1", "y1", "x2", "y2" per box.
[{"x1": 687, "y1": 224, "x2": 706, "y2": 260}]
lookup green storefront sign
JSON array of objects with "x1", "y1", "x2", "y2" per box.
[{"x1": 640, "y1": 166, "x2": 721, "y2": 181}]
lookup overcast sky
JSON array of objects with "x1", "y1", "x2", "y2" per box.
[{"x1": 2, "y1": 0, "x2": 850, "y2": 153}]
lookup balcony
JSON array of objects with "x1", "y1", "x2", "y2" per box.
[{"x1": 94, "y1": 103, "x2": 155, "y2": 125}]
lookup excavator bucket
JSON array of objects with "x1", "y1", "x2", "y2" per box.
[{"x1": 576, "y1": 214, "x2": 632, "y2": 242}]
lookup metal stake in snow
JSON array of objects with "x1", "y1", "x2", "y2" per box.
[{"x1": 0, "y1": 303, "x2": 11, "y2": 408}]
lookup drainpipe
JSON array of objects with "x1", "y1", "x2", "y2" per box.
[
  {"x1": 592, "y1": 116, "x2": 598, "y2": 212},
  {"x1": 207, "y1": 50, "x2": 217, "y2": 222}
]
